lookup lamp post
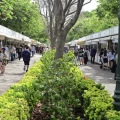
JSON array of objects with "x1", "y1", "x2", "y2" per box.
[{"x1": 113, "y1": 0, "x2": 120, "y2": 111}]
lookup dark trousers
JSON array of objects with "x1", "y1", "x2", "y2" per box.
[
  {"x1": 84, "y1": 57, "x2": 88, "y2": 65},
  {"x1": 91, "y1": 56, "x2": 95, "y2": 64},
  {"x1": 18, "y1": 52, "x2": 22, "y2": 60},
  {"x1": 32, "y1": 51, "x2": 34, "y2": 57},
  {"x1": 11, "y1": 53, "x2": 14, "y2": 61}
]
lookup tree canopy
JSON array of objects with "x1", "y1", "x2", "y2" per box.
[
  {"x1": 66, "y1": 0, "x2": 118, "y2": 42},
  {"x1": 0, "y1": 0, "x2": 47, "y2": 43}
]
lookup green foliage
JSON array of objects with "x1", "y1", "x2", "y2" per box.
[
  {"x1": 0, "y1": 0, "x2": 47, "y2": 43},
  {"x1": 0, "y1": 50, "x2": 120, "y2": 120},
  {"x1": 106, "y1": 110, "x2": 120, "y2": 120},
  {"x1": 96, "y1": 0, "x2": 118, "y2": 18},
  {"x1": 37, "y1": 52, "x2": 83, "y2": 119},
  {"x1": 83, "y1": 87, "x2": 113, "y2": 120},
  {"x1": 0, "y1": 61, "x2": 43, "y2": 120},
  {"x1": 0, "y1": 0, "x2": 14, "y2": 20},
  {"x1": 66, "y1": 0, "x2": 118, "y2": 42}
]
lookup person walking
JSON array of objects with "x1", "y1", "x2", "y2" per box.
[
  {"x1": 108, "y1": 49, "x2": 115, "y2": 70},
  {"x1": 0, "y1": 48, "x2": 7, "y2": 75},
  {"x1": 102, "y1": 49, "x2": 108, "y2": 70},
  {"x1": 99, "y1": 48, "x2": 104, "y2": 69},
  {"x1": 31, "y1": 46, "x2": 35, "y2": 57},
  {"x1": 74, "y1": 48, "x2": 78, "y2": 65},
  {"x1": 90, "y1": 47, "x2": 96, "y2": 64},
  {"x1": 83, "y1": 48, "x2": 89, "y2": 65},
  {"x1": 18, "y1": 45, "x2": 22, "y2": 60},
  {"x1": 22, "y1": 46, "x2": 31, "y2": 72},
  {"x1": 78, "y1": 48, "x2": 84, "y2": 65}
]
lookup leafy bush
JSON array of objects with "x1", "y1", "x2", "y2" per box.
[
  {"x1": 31, "y1": 51, "x2": 83, "y2": 119},
  {"x1": 0, "y1": 50, "x2": 120, "y2": 120},
  {"x1": 106, "y1": 110, "x2": 120, "y2": 120},
  {"x1": 0, "y1": 61, "x2": 43, "y2": 120},
  {"x1": 83, "y1": 87, "x2": 113, "y2": 120}
]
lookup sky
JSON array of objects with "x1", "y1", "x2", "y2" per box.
[{"x1": 82, "y1": 0, "x2": 99, "y2": 12}]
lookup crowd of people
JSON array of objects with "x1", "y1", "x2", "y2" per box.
[
  {"x1": 74, "y1": 48, "x2": 89, "y2": 65},
  {"x1": 99, "y1": 48, "x2": 117, "y2": 73},
  {"x1": 0, "y1": 45, "x2": 46, "y2": 75},
  {"x1": 73, "y1": 47, "x2": 117, "y2": 73}
]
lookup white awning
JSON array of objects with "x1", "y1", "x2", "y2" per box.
[
  {"x1": 92, "y1": 39, "x2": 99, "y2": 42},
  {"x1": 85, "y1": 40, "x2": 91, "y2": 45},
  {"x1": 70, "y1": 43, "x2": 77, "y2": 46},
  {"x1": 100, "y1": 36, "x2": 111, "y2": 41},
  {"x1": 0, "y1": 35, "x2": 5, "y2": 40},
  {"x1": 112, "y1": 39, "x2": 118, "y2": 43},
  {"x1": 112, "y1": 35, "x2": 118, "y2": 43},
  {"x1": 99, "y1": 41, "x2": 108, "y2": 44},
  {"x1": 65, "y1": 42, "x2": 72, "y2": 45},
  {"x1": 91, "y1": 41, "x2": 98, "y2": 44},
  {"x1": 91, "y1": 39, "x2": 99, "y2": 44},
  {"x1": 112, "y1": 35, "x2": 118, "y2": 40}
]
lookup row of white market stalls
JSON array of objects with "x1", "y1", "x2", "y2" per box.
[
  {"x1": 31, "y1": 39, "x2": 47, "y2": 47},
  {"x1": 66, "y1": 25, "x2": 119, "y2": 63},
  {"x1": 0, "y1": 25, "x2": 46, "y2": 48},
  {"x1": 0, "y1": 25, "x2": 32, "y2": 48},
  {"x1": 65, "y1": 40, "x2": 80, "y2": 50}
]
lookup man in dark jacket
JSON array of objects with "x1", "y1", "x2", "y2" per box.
[
  {"x1": 90, "y1": 47, "x2": 96, "y2": 64},
  {"x1": 22, "y1": 45, "x2": 31, "y2": 72}
]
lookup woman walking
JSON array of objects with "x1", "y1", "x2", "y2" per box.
[
  {"x1": 0, "y1": 48, "x2": 7, "y2": 75},
  {"x1": 83, "y1": 48, "x2": 89, "y2": 65},
  {"x1": 102, "y1": 49, "x2": 108, "y2": 70}
]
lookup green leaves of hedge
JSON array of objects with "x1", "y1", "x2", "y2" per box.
[{"x1": 0, "y1": 50, "x2": 120, "y2": 120}]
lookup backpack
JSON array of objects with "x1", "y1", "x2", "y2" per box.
[
  {"x1": 84, "y1": 51, "x2": 87, "y2": 58},
  {"x1": 18, "y1": 48, "x2": 22, "y2": 52}
]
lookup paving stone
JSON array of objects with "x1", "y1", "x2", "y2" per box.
[
  {"x1": 79, "y1": 62, "x2": 116, "y2": 96},
  {"x1": 0, "y1": 54, "x2": 41, "y2": 95}
]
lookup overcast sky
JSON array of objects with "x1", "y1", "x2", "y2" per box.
[{"x1": 82, "y1": 0, "x2": 99, "y2": 12}]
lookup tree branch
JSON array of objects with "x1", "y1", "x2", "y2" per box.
[
  {"x1": 64, "y1": 0, "x2": 84, "y2": 34},
  {"x1": 83, "y1": 0, "x2": 92, "y2": 6},
  {"x1": 63, "y1": 0, "x2": 73, "y2": 14},
  {"x1": 65, "y1": 10, "x2": 77, "y2": 17}
]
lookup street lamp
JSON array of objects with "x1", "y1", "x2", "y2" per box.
[{"x1": 113, "y1": 0, "x2": 120, "y2": 111}]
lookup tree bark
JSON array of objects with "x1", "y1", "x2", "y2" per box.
[
  {"x1": 55, "y1": 30, "x2": 66, "y2": 60},
  {"x1": 50, "y1": 38, "x2": 56, "y2": 49}
]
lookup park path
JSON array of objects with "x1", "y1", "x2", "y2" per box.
[
  {"x1": 79, "y1": 62, "x2": 116, "y2": 96},
  {"x1": 0, "y1": 54, "x2": 41, "y2": 95}
]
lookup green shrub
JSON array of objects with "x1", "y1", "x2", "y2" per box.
[
  {"x1": 106, "y1": 110, "x2": 120, "y2": 120},
  {"x1": 0, "y1": 50, "x2": 120, "y2": 120},
  {"x1": 37, "y1": 58, "x2": 83, "y2": 119},
  {"x1": 0, "y1": 61, "x2": 43, "y2": 120},
  {"x1": 83, "y1": 87, "x2": 113, "y2": 120}
]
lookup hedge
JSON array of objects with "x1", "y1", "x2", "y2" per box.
[
  {"x1": 0, "y1": 50, "x2": 120, "y2": 120},
  {"x1": 0, "y1": 60, "x2": 43, "y2": 120}
]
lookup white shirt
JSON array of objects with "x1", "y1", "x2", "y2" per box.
[
  {"x1": 108, "y1": 52, "x2": 115, "y2": 60},
  {"x1": 5, "y1": 46, "x2": 9, "y2": 52},
  {"x1": 32, "y1": 46, "x2": 35, "y2": 51}
]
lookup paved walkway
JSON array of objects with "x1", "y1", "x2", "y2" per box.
[
  {"x1": 79, "y1": 62, "x2": 116, "y2": 96},
  {"x1": 0, "y1": 54, "x2": 41, "y2": 95}
]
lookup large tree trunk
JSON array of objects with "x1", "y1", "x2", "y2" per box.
[
  {"x1": 55, "y1": 30, "x2": 66, "y2": 60},
  {"x1": 50, "y1": 38, "x2": 56, "y2": 49}
]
